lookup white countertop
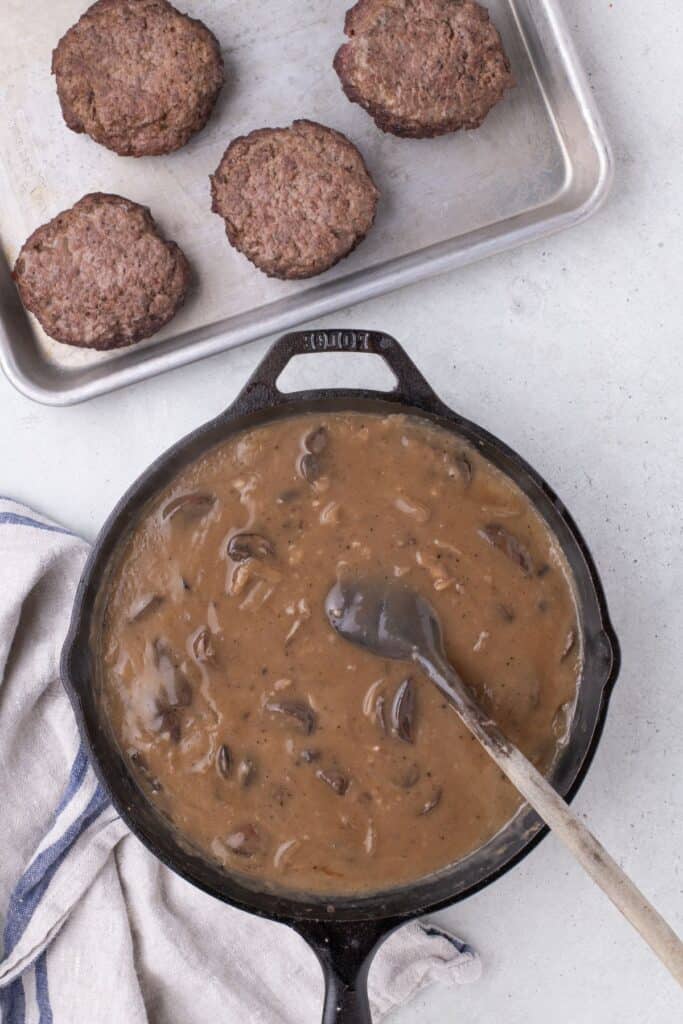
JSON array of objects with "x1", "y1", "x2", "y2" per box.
[{"x1": 1, "y1": 1, "x2": 682, "y2": 1021}]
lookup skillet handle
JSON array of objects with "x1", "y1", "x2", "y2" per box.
[
  {"x1": 294, "y1": 919, "x2": 396, "y2": 1024},
  {"x1": 234, "y1": 328, "x2": 440, "y2": 413},
  {"x1": 322, "y1": 978, "x2": 371, "y2": 1023}
]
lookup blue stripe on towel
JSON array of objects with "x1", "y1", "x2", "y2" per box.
[
  {"x1": 0, "y1": 743, "x2": 88, "y2": 1020},
  {"x1": 0, "y1": 975, "x2": 26, "y2": 1024},
  {"x1": 0, "y1": 508, "x2": 86, "y2": 1022},
  {"x1": 0, "y1": 512, "x2": 76, "y2": 538},
  {"x1": 35, "y1": 952, "x2": 53, "y2": 1024},
  {"x1": 420, "y1": 923, "x2": 475, "y2": 958},
  {"x1": 1, "y1": 773, "x2": 110, "y2": 1024},
  {"x1": 0, "y1": 955, "x2": 52, "y2": 1024},
  {"x1": 54, "y1": 746, "x2": 89, "y2": 818},
  {"x1": 3, "y1": 782, "x2": 110, "y2": 956}
]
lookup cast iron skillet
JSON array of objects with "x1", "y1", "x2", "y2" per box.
[{"x1": 61, "y1": 329, "x2": 620, "y2": 1023}]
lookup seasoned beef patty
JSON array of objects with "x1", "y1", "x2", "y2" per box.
[
  {"x1": 334, "y1": 0, "x2": 513, "y2": 138},
  {"x1": 52, "y1": 0, "x2": 224, "y2": 157},
  {"x1": 210, "y1": 120, "x2": 379, "y2": 280},
  {"x1": 13, "y1": 193, "x2": 190, "y2": 350}
]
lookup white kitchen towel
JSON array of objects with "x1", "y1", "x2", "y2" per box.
[{"x1": 0, "y1": 498, "x2": 481, "y2": 1024}]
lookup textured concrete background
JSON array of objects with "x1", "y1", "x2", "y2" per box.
[{"x1": 1, "y1": 0, "x2": 681, "y2": 1020}]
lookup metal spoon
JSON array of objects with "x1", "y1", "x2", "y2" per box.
[{"x1": 325, "y1": 577, "x2": 683, "y2": 986}]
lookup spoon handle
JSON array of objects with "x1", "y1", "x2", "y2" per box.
[{"x1": 416, "y1": 652, "x2": 683, "y2": 988}]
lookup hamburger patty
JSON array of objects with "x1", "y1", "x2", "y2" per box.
[
  {"x1": 210, "y1": 120, "x2": 379, "y2": 280},
  {"x1": 52, "y1": 0, "x2": 224, "y2": 157},
  {"x1": 13, "y1": 193, "x2": 190, "y2": 350},
  {"x1": 334, "y1": 0, "x2": 513, "y2": 138}
]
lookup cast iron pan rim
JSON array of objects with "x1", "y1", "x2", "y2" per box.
[{"x1": 60, "y1": 329, "x2": 620, "y2": 928}]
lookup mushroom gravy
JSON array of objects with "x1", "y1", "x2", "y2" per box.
[{"x1": 99, "y1": 412, "x2": 580, "y2": 894}]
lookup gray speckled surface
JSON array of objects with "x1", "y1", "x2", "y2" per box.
[{"x1": 0, "y1": 0, "x2": 681, "y2": 1020}]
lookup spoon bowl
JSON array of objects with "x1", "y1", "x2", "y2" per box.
[
  {"x1": 325, "y1": 577, "x2": 444, "y2": 664},
  {"x1": 325, "y1": 576, "x2": 683, "y2": 987}
]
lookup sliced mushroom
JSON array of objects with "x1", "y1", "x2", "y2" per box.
[
  {"x1": 419, "y1": 786, "x2": 443, "y2": 816},
  {"x1": 479, "y1": 524, "x2": 534, "y2": 576},
  {"x1": 393, "y1": 762, "x2": 421, "y2": 789},
  {"x1": 375, "y1": 694, "x2": 387, "y2": 734},
  {"x1": 227, "y1": 532, "x2": 274, "y2": 562},
  {"x1": 391, "y1": 678, "x2": 417, "y2": 743},
  {"x1": 298, "y1": 452, "x2": 322, "y2": 483},
  {"x1": 303, "y1": 426, "x2": 328, "y2": 454},
  {"x1": 161, "y1": 492, "x2": 215, "y2": 523},
  {"x1": 449, "y1": 452, "x2": 473, "y2": 486},
  {"x1": 237, "y1": 758, "x2": 256, "y2": 787},
  {"x1": 217, "y1": 744, "x2": 232, "y2": 779},
  {"x1": 264, "y1": 699, "x2": 317, "y2": 736},
  {"x1": 316, "y1": 768, "x2": 349, "y2": 795},
  {"x1": 192, "y1": 627, "x2": 216, "y2": 665}
]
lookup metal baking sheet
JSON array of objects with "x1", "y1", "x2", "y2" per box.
[{"x1": 0, "y1": 0, "x2": 612, "y2": 405}]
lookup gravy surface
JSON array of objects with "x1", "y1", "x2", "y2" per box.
[{"x1": 99, "y1": 412, "x2": 580, "y2": 894}]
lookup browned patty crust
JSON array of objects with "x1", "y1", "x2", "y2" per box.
[
  {"x1": 52, "y1": 0, "x2": 224, "y2": 157},
  {"x1": 13, "y1": 193, "x2": 190, "y2": 350},
  {"x1": 334, "y1": 0, "x2": 514, "y2": 138},
  {"x1": 210, "y1": 120, "x2": 379, "y2": 280}
]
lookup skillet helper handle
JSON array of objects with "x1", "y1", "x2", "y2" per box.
[
  {"x1": 295, "y1": 919, "x2": 394, "y2": 1024},
  {"x1": 417, "y1": 651, "x2": 683, "y2": 988},
  {"x1": 238, "y1": 328, "x2": 440, "y2": 409}
]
